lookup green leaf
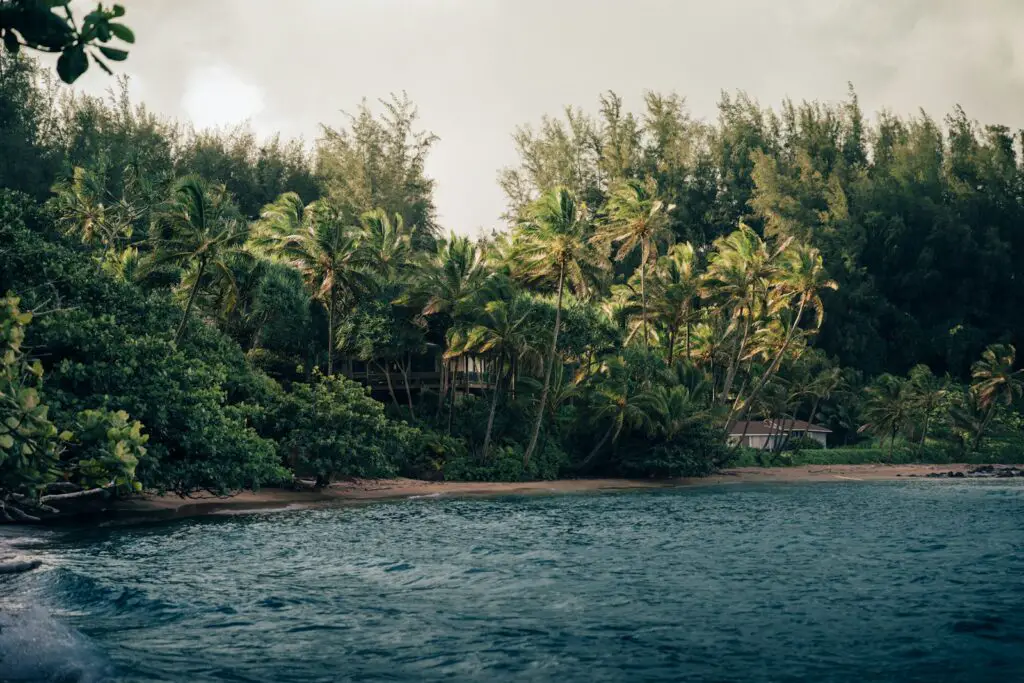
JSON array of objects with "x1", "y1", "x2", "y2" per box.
[
  {"x1": 3, "y1": 31, "x2": 20, "y2": 54},
  {"x1": 56, "y1": 45, "x2": 89, "y2": 83},
  {"x1": 0, "y1": 434, "x2": 13, "y2": 450},
  {"x1": 113, "y1": 5, "x2": 126, "y2": 18},
  {"x1": 108, "y1": 23, "x2": 135, "y2": 44},
  {"x1": 98, "y1": 46, "x2": 128, "y2": 61}
]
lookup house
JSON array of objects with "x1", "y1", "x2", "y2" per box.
[
  {"x1": 727, "y1": 419, "x2": 831, "y2": 450},
  {"x1": 340, "y1": 344, "x2": 491, "y2": 398}
]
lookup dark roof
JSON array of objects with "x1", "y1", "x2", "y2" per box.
[{"x1": 727, "y1": 419, "x2": 831, "y2": 435}]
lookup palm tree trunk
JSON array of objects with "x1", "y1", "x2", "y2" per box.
[
  {"x1": 524, "y1": 263, "x2": 565, "y2": 467},
  {"x1": 436, "y1": 357, "x2": 446, "y2": 420},
  {"x1": 720, "y1": 310, "x2": 751, "y2": 407},
  {"x1": 735, "y1": 296, "x2": 807, "y2": 421},
  {"x1": 666, "y1": 329, "x2": 675, "y2": 366},
  {"x1": 326, "y1": 286, "x2": 336, "y2": 375},
  {"x1": 640, "y1": 249, "x2": 649, "y2": 353},
  {"x1": 482, "y1": 356, "x2": 504, "y2": 459},
  {"x1": 581, "y1": 420, "x2": 616, "y2": 468},
  {"x1": 971, "y1": 403, "x2": 997, "y2": 453},
  {"x1": 447, "y1": 359, "x2": 457, "y2": 435},
  {"x1": 918, "y1": 407, "x2": 931, "y2": 451},
  {"x1": 398, "y1": 355, "x2": 416, "y2": 420},
  {"x1": 685, "y1": 317, "x2": 691, "y2": 360},
  {"x1": 174, "y1": 258, "x2": 207, "y2": 343},
  {"x1": 889, "y1": 426, "x2": 897, "y2": 462},
  {"x1": 808, "y1": 396, "x2": 823, "y2": 430}
]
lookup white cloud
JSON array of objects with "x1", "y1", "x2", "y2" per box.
[{"x1": 181, "y1": 64, "x2": 265, "y2": 131}]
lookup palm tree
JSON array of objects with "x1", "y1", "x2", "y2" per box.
[
  {"x1": 52, "y1": 166, "x2": 138, "y2": 251},
  {"x1": 648, "y1": 242, "x2": 701, "y2": 364},
  {"x1": 703, "y1": 225, "x2": 779, "y2": 410},
  {"x1": 513, "y1": 187, "x2": 609, "y2": 466},
  {"x1": 592, "y1": 178, "x2": 674, "y2": 351},
  {"x1": 859, "y1": 374, "x2": 909, "y2": 460},
  {"x1": 406, "y1": 233, "x2": 490, "y2": 424},
  {"x1": 805, "y1": 366, "x2": 844, "y2": 429},
  {"x1": 968, "y1": 344, "x2": 1024, "y2": 451},
  {"x1": 452, "y1": 294, "x2": 540, "y2": 458},
  {"x1": 251, "y1": 192, "x2": 365, "y2": 375},
  {"x1": 905, "y1": 364, "x2": 947, "y2": 449},
  {"x1": 581, "y1": 355, "x2": 661, "y2": 467},
  {"x1": 358, "y1": 209, "x2": 412, "y2": 281},
  {"x1": 152, "y1": 176, "x2": 246, "y2": 343},
  {"x1": 734, "y1": 241, "x2": 836, "y2": 420}
]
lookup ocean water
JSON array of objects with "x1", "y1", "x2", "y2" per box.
[{"x1": 1, "y1": 480, "x2": 1023, "y2": 683}]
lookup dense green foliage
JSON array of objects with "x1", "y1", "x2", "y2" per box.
[{"x1": 2, "y1": 50, "x2": 1023, "y2": 517}]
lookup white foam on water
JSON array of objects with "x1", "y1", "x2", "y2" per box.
[{"x1": 0, "y1": 605, "x2": 113, "y2": 682}]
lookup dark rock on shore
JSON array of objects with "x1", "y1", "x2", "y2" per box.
[{"x1": 923, "y1": 466, "x2": 1024, "y2": 479}]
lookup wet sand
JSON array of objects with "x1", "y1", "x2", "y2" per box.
[{"x1": 109, "y1": 464, "x2": 973, "y2": 520}]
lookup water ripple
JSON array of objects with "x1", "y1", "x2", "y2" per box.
[{"x1": 1, "y1": 480, "x2": 1023, "y2": 682}]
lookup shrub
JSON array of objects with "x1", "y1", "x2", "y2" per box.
[
  {"x1": 262, "y1": 372, "x2": 416, "y2": 487},
  {"x1": 612, "y1": 425, "x2": 729, "y2": 478},
  {"x1": 783, "y1": 436, "x2": 824, "y2": 452}
]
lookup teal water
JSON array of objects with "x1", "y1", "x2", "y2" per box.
[{"x1": 1, "y1": 481, "x2": 1023, "y2": 682}]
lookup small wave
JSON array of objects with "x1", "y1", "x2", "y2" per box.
[
  {"x1": 0, "y1": 605, "x2": 113, "y2": 682},
  {"x1": 407, "y1": 493, "x2": 444, "y2": 500}
]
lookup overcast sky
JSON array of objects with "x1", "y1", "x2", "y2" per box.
[{"x1": 68, "y1": 0, "x2": 1024, "y2": 235}]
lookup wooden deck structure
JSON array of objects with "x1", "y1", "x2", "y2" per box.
[{"x1": 339, "y1": 348, "x2": 491, "y2": 396}]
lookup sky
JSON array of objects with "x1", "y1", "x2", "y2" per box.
[{"x1": 68, "y1": 0, "x2": 1024, "y2": 235}]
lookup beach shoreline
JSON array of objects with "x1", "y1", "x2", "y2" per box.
[{"x1": 102, "y1": 463, "x2": 975, "y2": 520}]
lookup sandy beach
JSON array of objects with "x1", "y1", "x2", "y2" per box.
[{"x1": 103, "y1": 464, "x2": 974, "y2": 520}]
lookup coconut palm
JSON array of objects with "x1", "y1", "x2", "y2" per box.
[
  {"x1": 53, "y1": 166, "x2": 139, "y2": 251},
  {"x1": 968, "y1": 344, "x2": 1024, "y2": 451},
  {"x1": 251, "y1": 192, "x2": 366, "y2": 375},
  {"x1": 905, "y1": 364, "x2": 948, "y2": 448},
  {"x1": 805, "y1": 366, "x2": 844, "y2": 429},
  {"x1": 703, "y1": 225, "x2": 779, "y2": 408},
  {"x1": 592, "y1": 178, "x2": 674, "y2": 350},
  {"x1": 734, "y1": 241, "x2": 836, "y2": 419},
  {"x1": 152, "y1": 176, "x2": 247, "y2": 343},
  {"x1": 581, "y1": 355, "x2": 662, "y2": 467},
  {"x1": 452, "y1": 294, "x2": 540, "y2": 457},
  {"x1": 648, "y1": 242, "x2": 701, "y2": 364},
  {"x1": 358, "y1": 209, "x2": 412, "y2": 281},
  {"x1": 859, "y1": 374, "x2": 909, "y2": 460},
  {"x1": 513, "y1": 186, "x2": 610, "y2": 466}
]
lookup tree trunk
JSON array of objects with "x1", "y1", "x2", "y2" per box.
[
  {"x1": 640, "y1": 246, "x2": 649, "y2": 353},
  {"x1": 398, "y1": 354, "x2": 416, "y2": 420},
  {"x1": 524, "y1": 263, "x2": 566, "y2": 467},
  {"x1": 482, "y1": 356, "x2": 504, "y2": 459},
  {"x1": 326, "y1": 286, "x2": 336, "y2": 375},
  {"x1": 889, "y1": 426, "x2": 896, "y2": 462},
  {"x1": 971, "y1": 403, "x2": 996, "y2": 453},
  {"x1": 436, "y1": 357, "x2": 446, "y2": 420},
  {"x1": 374, "y1": 360, "x2": 400, "y2": 409},
  {"x1": 666, "y1": 328, "x2": 675, "y2": 366},
  {"x1": 735, "y1": 296, "x2": 807, "y2": 421},
  {"x1": 581, "y1": 420, "x2": 617, "y2": 469},
  {"x1": 720, "y1": 310, "x2": 751, "y2": 406},
  {"x1": 174, "y1": 257, "x2": 207, "y2": 343},
  {"x1": 685, "y1": 318, "x2": 691, "y2": 360},
  {"x1": 447, "y1": 359, "x2": 457, "y2": 435},
  {"x1": 918, "y1": 404, "x2": 931, "y2": 451},
  {"x1": 808, "y1": 396, "x2": 822, "y2": 431}
]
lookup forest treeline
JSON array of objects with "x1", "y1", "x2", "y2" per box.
[{"x1": 1, "y1": 52, "x2": 1023, "y2": 520}]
